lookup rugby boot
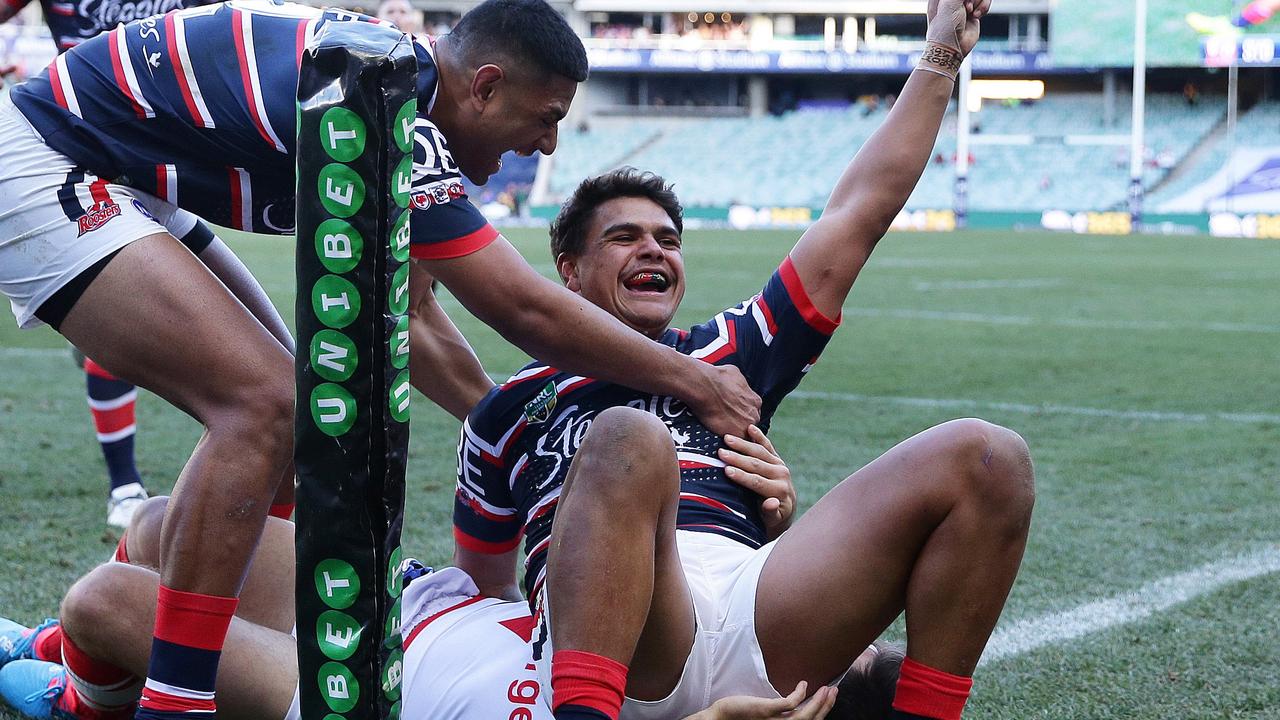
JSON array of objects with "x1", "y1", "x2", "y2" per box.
[
  {"x1": 0, "y1": 660, "x2": 74, "y2": 719},
  {"x1": 0, "y1": 619, "x2": 58, "y2": 668}
]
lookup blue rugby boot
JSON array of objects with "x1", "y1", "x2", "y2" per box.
[
  {"x1": 0, "y1": 619, "x2": 59, "y2": 668},
  {"x1": 0, "y1": 660, "x2": 73, "y2": 719}
]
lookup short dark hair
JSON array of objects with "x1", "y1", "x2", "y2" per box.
[
  {"x1": 549, "y1": 167, "x2": 684, "y2": 259},
  {"x1": 830, "y1": 642, "x2": 905, "y2": 720},
  {"x1": 449, "y1": 0, "x2": 589, "y2": 82}
]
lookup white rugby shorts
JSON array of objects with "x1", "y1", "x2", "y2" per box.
[
  {"x1": 533, "y1": 530, "x2": 782, "y2": 720},
  {"x1": 0, "y1": 95, "x2": 199, "y2": 328},
  {"x1": 401, "y1": 568, "x2": 551, "y2": 720}
]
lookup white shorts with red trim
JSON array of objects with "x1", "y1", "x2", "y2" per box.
[
  {"x1": 532, "y1": 530, "x2": 782, "y2": 720},
  {"x1": 0, "y1": 95, "x2": 190, "y2": 328},
  {"x1": 401, "y1": 567, "x2": 551, "y2": 720}
]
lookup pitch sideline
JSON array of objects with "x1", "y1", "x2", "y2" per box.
[{"x1": 981, "y1": 544, "x2": 1280, "y2": 664}]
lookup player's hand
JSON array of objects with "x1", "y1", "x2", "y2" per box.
[
  {"x1": 692, "y1": 682, "x2": 838, "y2": 720},
  {"x1": 688, "y1": 363, "x2": 760, "y2": 437},
  {"x1": 926, "y1": 0, "x2": 987, "y2": 56},
  {"x1": 719, "y1": 425, "x2": 796, "y2": 539}
]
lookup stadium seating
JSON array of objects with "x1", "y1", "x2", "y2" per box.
[
  {"x1": 546, "y1": 94, "x2": 1229, "y2": 212},
  {"x1": 1148, "y1": 100, "x2": 1280, "y2": 211}
]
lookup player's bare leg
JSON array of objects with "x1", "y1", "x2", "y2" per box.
[
  {"x1": 544, "y1": 407, "x2": 695, "y2": 718},
  {"x1": 754, "y1": 419, "x2": 1034, "y2": 695},
  {"x1": 124, "y1": 498, "x2": 297, "y2": 634},
  {"x1": 57, "y1": 233, "x2": 294, "y2": 718},
  {"x1": 60, "y1": 563, "x2": 297, "y2": 720}
]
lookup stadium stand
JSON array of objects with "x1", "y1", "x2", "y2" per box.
[{"x1": 547, "y1": 94, "x2": 1227, "y2": 212}]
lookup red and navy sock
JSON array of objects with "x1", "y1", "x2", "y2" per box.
[
  {"x1": 889, "y1": 657, "x2": 973, "y2": 720},
  {"x1": 62, "y1": 631, "x2": 143, "y2": 719},
  {"x1": 135, "y1": 586, "x2": 237, "y2": 720},
  {"x1": 84, "y1": 359, "x2": 142, "y2": 493},
  {"x1": 550, "y1": 650, "x2": 628, "y2": 720}
]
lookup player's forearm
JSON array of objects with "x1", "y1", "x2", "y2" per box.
[
  {"x1": 822, "y1": 68, "x2": 954, "y2": 235},
  {"x1": 408, "y1": 296, "x2": 495, "y2": 422},
  {"x1": 494, "y1": 277, "x2": 699, "y2": 399}
]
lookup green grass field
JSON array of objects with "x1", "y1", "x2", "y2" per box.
[{"x1": 1, "y1": 227, "x2": 1278, "y2": 718}]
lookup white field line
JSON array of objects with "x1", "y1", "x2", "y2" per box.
[
  {"x1": 912, "y1": 278, "x2": 1065, "y2": 291},
  {"x1": 842, "y1": 307, "x2": 1280, "y2": 334},
  {"x1": 0, "y1": 347, "x2": 66, "y2": 357},
  {"x1": 981, "y1": 544, "x2": 1280, "y2": 665},
  {"x1": 788, "y1": 390, "x2": 1280, "y2": 426}
]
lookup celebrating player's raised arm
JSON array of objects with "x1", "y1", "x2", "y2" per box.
[
  {"x1": 788, "y1": 0, "x2": 989, "y2": 320},
  {"x1": 423, "y1": 239, "x2": 762, "y2": 436}
]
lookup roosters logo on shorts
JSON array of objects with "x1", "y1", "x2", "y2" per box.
[{"x1": 77, "y1": 201, "x2": 122, "y2": 236}]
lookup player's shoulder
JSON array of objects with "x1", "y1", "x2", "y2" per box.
[{"x1": 465, "y1": 364, "x2": 563, "y2": 439}]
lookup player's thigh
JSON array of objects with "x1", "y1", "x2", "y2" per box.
[
  {"x1": 58, "y1": 232, "x2": 293, "y2": 422},
  {"x1": 753, "y1": 424, "x2": 974, "y2": 684}
]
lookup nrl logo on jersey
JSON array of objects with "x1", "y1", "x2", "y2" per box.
[
  {"x1": 523, "y1": 381, "x2": 558, "y2": 424},
  {"x1": 77, "y1": 200, "x2": 122, "y2": 236}
]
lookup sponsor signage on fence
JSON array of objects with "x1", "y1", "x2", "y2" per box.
[
  {"x1": 295, "y1": 19, "x2": 416, "y2": 720},
  {"x1": 586, "y1": 47, "x2": 1054, "y2": 74}
]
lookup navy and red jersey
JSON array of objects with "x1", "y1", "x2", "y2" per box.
[
  {"x1": 1, "y1": 0, "x2": 213, "y2": 54},
  {"x1": 453, "y1": 257, "x2": 841, "y2": 601},
  {"x1": 8, "y1": 0, "x2": 495, "y2": 255}
]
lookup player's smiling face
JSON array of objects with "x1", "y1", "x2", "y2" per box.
[{"x1": 557, "y1": 196, "x2": 686, "y2": 340}]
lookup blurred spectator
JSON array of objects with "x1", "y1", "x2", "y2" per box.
[
  {"x1": 1183, "y1": 81, "x2": 1200, "y2": 106},
  {"x1": 377, "y1": 0, "x2": 423, "y2": 37}
]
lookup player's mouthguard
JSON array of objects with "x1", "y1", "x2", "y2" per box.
[{"x1": 624, "y1": 272, "x2": 669, "y2": 291}]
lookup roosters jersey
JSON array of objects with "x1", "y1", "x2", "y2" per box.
[
  {"x1": 453, "y1": 257, "x2": 840, "y2": 601},
  {"x1": 1, "y1": 0, "x2": 214, "y2": 53},
  {"x1": 8, "y1": 0, "x2": 495, "y2": 255}
]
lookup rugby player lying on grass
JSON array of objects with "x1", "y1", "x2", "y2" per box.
[
  {"x1": 0, "y1": 436, "x2": 900, "y2": 720},
  {"x1": 449, "y1": 2, "x2": 1035, "y2": 720}
]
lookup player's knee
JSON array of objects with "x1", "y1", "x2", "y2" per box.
[
  {"x1": 217, "y1": 373, "x2": 294, "y2": 456},
  {"x1": 124, "y1": 496, "x2": 170, "y2": 569},
  {"x1": 60, "y1": 564, "x2": 130, "y2": 642},
  {"x1": 575, "y1": 407, "x2": 677, "y2": 493},
  {"x1": 957, "y1": 419, "x2": 1034, "y2": 523}
]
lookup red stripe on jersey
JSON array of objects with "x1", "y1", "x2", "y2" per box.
[
  {"x1": 457, "y1": 489, "x2": 517, "y2": 523},
  {"x1": 107, "y1": 29, "x2": 146, "y2": 119},
  {"x1": 227, "y1": 167, "x2": 243, "y2": 230},
  {"x1": 231, "y1": 9, "x2": 275, "y2": 149},
  {"x1": 401, "y1": 595, "x2": 486, "y2": 651},
  {"x1": 164, "y1": 12, "x2": 203, "y2": 127},
  {"x1": 525, "y1": 498, "x2": 558, "y2": 526},
  {"x1": 49, "y1": 3, "x2": 73, "y2": 15},
  {"x1": 88, "y1": 179, "x2": 111, "y2": 205},
  {"x1": 559, "y1": 377, "x2": 595, "y2": 395},
  {"x1": 47, "y1": 59, "x2": 68, "y2": 110},
  {"x1": 755, "y1": 294, "x2": 778, "y2": 335},
  {"x1": 680, "y1": 493, "x2": 733, "y2": 512},
  {"x1": 155, "y1": 165, "x2": 168, "y2": 202},
  {"x1": 453, "y1": 526, "x2": 521, "y2": 555},
  {"x1": 295, "y1": 20, "x2": 306, "y2": 66},
  {"x1": 139, "y1": 686, "x2": 216, "y2": 714},
  {"x1": 501, "y1": 367, "x2": 557, "y2": 390},
  {"x1": 409, "y1": 224, "x2": 500, "y2": 260},
  {"x1": 92, "y1": 404, "x2": 136, "y2": 435},
  {"x1": 779, "y1": 256, "x2": 840, "y2": 335},
  {"x1": 699, "y1": 319, "x2": 737, "y2": 364}
]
